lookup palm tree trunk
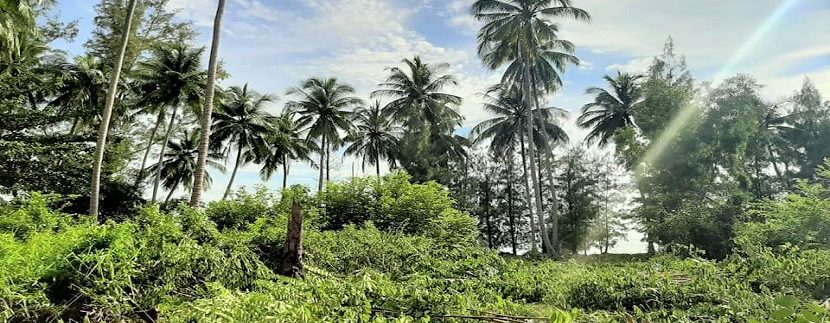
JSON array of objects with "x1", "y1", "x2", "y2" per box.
[
  {"x1": 165, "y1": 184, "x2": 177, "y2": 204},
  {"x1": 190, "y1": 0, "x2": 226, "y2": 207},
  {"x1": 376, "y1": 153, "x2": 381, "y2": 176},
  {"x1": 152, "y1": 106, "x2": 179, "y2": 203},
  {"x1": 318, "y1": 134, "x2": 326, "y2": 193},
  {"x1": 89, "y1": 0, "x2": 138, "y2": 218},
  {"x1": 522, "y1": 67, "x2": 553, "y2": 255},
  {"x1": 519, "y1": 135, "x2": 538, "y2": 253},
  {"x1": 223, "y1": 143, "x2": 243, "y2": 199},
  {"x1": 69, "y1": 118, "x2": 79, "y2": 135},
  {"x1": 135, "y1": 109, "x2": 165, "y2": 188},
  {"x1": 767, "y1": 142, "x2": 786, "y2": 188},
  {"x1": 326, "y1": 140, "x2": 331, "y2": 182},
  {"x1": 483, "y1": 177, "x2": 493, "y2": 249},
  {"x1": 544, "y1": 151, "x2": 560, "y2": 254},
  {"x1": 282, "y1": 159, "x2": 289, "y2": 190},
  {"x1": 507, "y1": 153, "x2": 517, "y2": 255},
  {"x1": 279, "y1": 198, "x2": 304, "y2": 278}
]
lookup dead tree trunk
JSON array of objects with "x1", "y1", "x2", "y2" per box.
[{"x1": 279, "y1": 199, "x2": 304, "y2": 278}]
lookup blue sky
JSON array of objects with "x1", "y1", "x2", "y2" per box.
[{"x1": 52, "y1": 0, "x2": 829, "y2": 251}]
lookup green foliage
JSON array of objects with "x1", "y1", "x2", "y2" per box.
[
  {"x1": 206, "y1": 188, "x2": 280, "y2": 231},
  {"x1": 0, "y1": 189, "x2": 827, "y2": 322},
  {"x1": 725, "y1": 247, "x2": 830, "y2": 300},
  {"x1": 736, "y1": 182, "x2": 830, "y2": 251},
  {"x1": 0, "y1": 193, "x2": 67, "y2": 239},
  {"x1": 422, "y1": 208, "x2": 479, "y2": 248},
  {"x1": 753, "y1": 295, "x2": 830, "y2": 323},
  {"x1": 319, "y1": 172, "x2": 465, "y2": 236}
]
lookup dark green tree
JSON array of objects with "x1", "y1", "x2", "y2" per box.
[
  {"x1": 135, "y1": 44, "x2": 206, "y2": 202},
  {"x1": 211, "y1": 84, "x2": 276, "y2": 199},
  {"x1": 345, "y1": 101, "x2": 401, "y2": 175},
  {"x1": 471, "y1": 0, "x2": 589, "y2": 255},
  {"x1": 287, "y1": 77, "x2": 362, "y2": 193},
  {"x1": 146, "y1": 130, "x2": 225, "y2": 203},
  {"x1": 257, "y1": 108, "x2": 314, "y2": 189},
  {"x1": 578, "y1": 71, "x2": 644, "y2": 146}
]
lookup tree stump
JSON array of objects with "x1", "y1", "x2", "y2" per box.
[{"x1": 278, "y1": 198, "x2": 304, "y2": 278}]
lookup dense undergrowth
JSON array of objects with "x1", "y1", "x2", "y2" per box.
[{"x1": 1, "y1": 174, "x2": 829, "y2": 322}]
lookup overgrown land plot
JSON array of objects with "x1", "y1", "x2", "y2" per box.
[
  {"x1": 1, "y1": 172, "x2": 829, "y2": 322},
  {"x1": 2, "y1": 0, "x2": 830, "y2": 322}
]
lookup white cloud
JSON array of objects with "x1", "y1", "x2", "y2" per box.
[
  {"x1": 561, "y1": 0, "x2": 830, "y2": 81},
  {"x1": 605, "y1": 56, "x2": 653, "y2": 74},
  {"x1": 167, "y1": 0, "x2": 217, "y2": 27},
  {"x1": 446, "y1": 0, "x2": 479, "y2": 35}
]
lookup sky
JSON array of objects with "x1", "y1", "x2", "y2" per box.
[{"x1": 52, "y1": 0, "x2": 830, "y2": 253}]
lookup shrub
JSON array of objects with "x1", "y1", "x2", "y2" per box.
[
  {"x1": 0, "y1": 205, "x2": 275, "y2": 322},
  {"x1": 206, "y1": 188, "x2": 280, "y2": 231},
  {"x1": 0, "y1": 193, "x2": 69, "y2": 239},
  {"x1": 422, "y1": 209, "x2": 478, "y2": 248},
  {"x1": 736, "y1": 183, "x2": 830, "y2": 252},
  {"x1": 725, "y1": 247, "x2": 830, "y2": 300},
  {"x1": 319, "y1": 172, "x2": 463, "y2": 236}
]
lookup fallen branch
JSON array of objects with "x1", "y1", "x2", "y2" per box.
[
  {"x1": 371, "y1": 307, "x2": 540, "y2": 322},
  {"x1": 472, "y1": 309, "x2": 549, "y2": 321}
]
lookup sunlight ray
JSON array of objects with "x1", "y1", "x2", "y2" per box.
[{"x1": 636, "y1": 0, "x2": 802, "y2": 173}]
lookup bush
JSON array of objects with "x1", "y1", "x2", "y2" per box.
[
  {"x1": 305, "y1": 223, "x2": 502, "y2": 279},
  {"x1": 725, "y1": 247, "x2": 830, "y2": 300},
  {"x1": 736, "y1": 182, "x2": 830, "y2": 252},
  {"x1": 422, "y1": 209, "x2": 478, "y2": 248},
  {"x1": 0, "y1": 193, "x2": 71, "y2": 239},
  {"x1": 0, "y1": 204, "x2": 275, "y2": 322},
  {"x1": 319, "y1": 172, "x2": 464, "y2": 236},
  {"x1": 206, "y1": 188, "x2": 280, "y2": 231}
]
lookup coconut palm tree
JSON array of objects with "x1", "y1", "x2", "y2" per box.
[
  {"x1": 760, "y1": 104, "x2": 793, "y2": 187},
  {"x1": 372, "y1": 56, "x2": 462, "y2": 132},
  {"x1": 90, "y1": 0, "x2": 138, "y2": 217},
  {"x1": 136, "y1": 44, "x2": 207, "y2": 202},
  {"x1": 471, "y1": 85, "x2": 567, "y2": 152},
  {"x1": 470, "y1": 84, "x2": 568, "y2": 252},
  {"x1": 147, "y1": 130, "x2": 226, "y2": 204},
  {"x1": 578, "y1": 71, "x2": 644, "y2": 146},
  {"x1": 472, "y1": 0, "x2": 589, "y2": 255},
  {"x1": 211, "y1": 84, "x2": 276, "y2": 199},
  {"x1": 191, "y1": 0, "x2": 226, "y2": 207},
  {"x1": 257, "y1": 108, "x2": 314, "y2": 190},
  {"x1": 287, "y1": 77, "x2": 362, "y2": 192},
  {"x1": 51, "y1": 55, "x2": 107, "y2": 134},
  {"x1": 345, "y1": 101, "x2": 401, "y2": 175}
]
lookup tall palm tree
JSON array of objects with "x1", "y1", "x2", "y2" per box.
[
  {"x1": 257, "y1": 108, "x2": 315, "y2": 189},
  {"x1": 345, "y1": 101, "x2": 401, "y2": 175},
  {"x1": 287, "y1": 77, "x2": 362, "y2": 193},
  {"x1": 147, "y1": 130, "x2": 226, "y2": 204},
  {"x1": 191, "y1": 0, "x2": 226, "y2": 207},
  {"x1": 470, "y1": 84, "x2": 568, "y2": 252},
  {"x1": 51, "y1": 55, "x2": 107, "y2": 134},
  {"x1": 90, "y1": 0, "x2": 138, "y2": 217},
  {"x1": 578, "y1": 71, "x2": 643, "y2": 146},
  {"x1": 136, "y1": 44, "x2": 207, "y2": 202},
  {"x1": 760, "y1": 104, "x2": 793, "y2": 187},
  {"x1": 211, "y1": 84, "x2": 276, "y2": 199},
  {"x1": 430, "y1": 132, "x2": 471, "y2": 166},
  {"x1": 471, "y1": 85, "x2": 567, "y2": 152},
  {"x1": 472, "y1": 0, "x2": 589, "y2": 255},
  {"x1": 372, "y1": 56, "x2": 463, "y2": 132}
]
